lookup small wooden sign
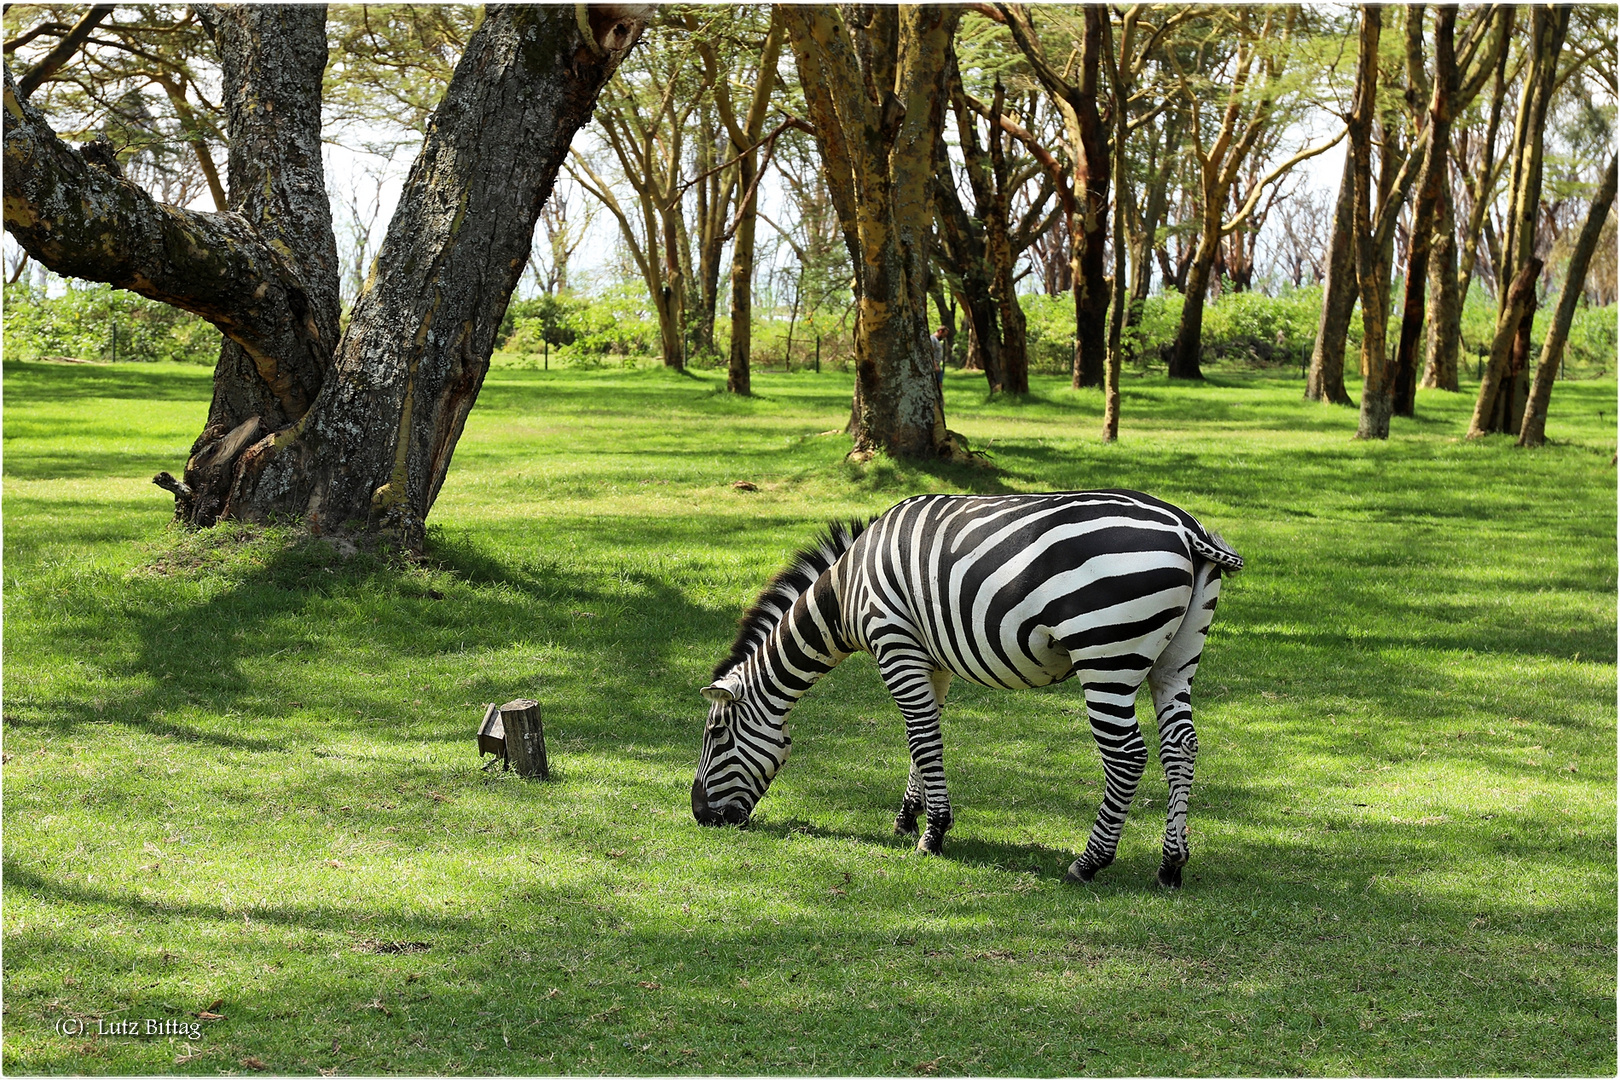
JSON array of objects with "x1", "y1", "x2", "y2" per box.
[{"x1": 477, "y1": 698, "x2": 549, "y2": 779}]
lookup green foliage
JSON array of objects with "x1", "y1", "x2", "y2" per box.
[
  {"x1": 1024, "y1": 287, "x2": 1325, "y2": 375},
  {"x1": 497, "y1": 286, "x2": 659, "y2": 365},
  {"x1": 1019, "y1": 292, "x2": 1077, "y2": 375},
  {"x1": 1, "y1": 281, "x2": 219, "y2": 364},
  {"x1": 4, "y1": 359, "x2": 1616, "y2": 1075},
  {"x1": 1562, "y1": 301, "x2": 1617, "y2": 378}
]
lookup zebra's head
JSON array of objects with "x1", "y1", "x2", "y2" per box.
[{"x1": 691, "y1": 674, "x2": 790, "y2": 827}]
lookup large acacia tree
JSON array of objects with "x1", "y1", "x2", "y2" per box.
[{"x1": 4, "y1": 4, "x2": 648, "y2": 550}]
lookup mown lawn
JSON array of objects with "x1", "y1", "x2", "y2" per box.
[{"x1": 3, "y1": 356, "x2": 1615, "y2": 1075}]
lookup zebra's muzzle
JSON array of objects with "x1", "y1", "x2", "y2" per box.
[{"x1": 691, "y1": 777, "x2": 751, "y2": 826}]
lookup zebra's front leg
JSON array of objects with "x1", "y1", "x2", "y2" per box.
[
  {"x1": 882, "y1": 662, "x2": 953, "y2": 854},
  {"x1": 1067, "y1": 684, "x2": 1149, "y2": 884}
]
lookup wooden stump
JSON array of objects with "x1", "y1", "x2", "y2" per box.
[{"x1": 499, "y1": 698, "x2": 549, "y2": 779}]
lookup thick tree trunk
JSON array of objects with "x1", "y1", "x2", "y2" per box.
[
  {"x1": 786, "y1": 5, "x2": 963, "y2": 460},
  {"x1": 1168, "y1": 233, "x2": 1215, "y2": 380},
  {"x1": 1305, "y1": 151, "x2": 1357, "y2": 404},
  {"x1": 6, "y1": 6, "x2": 648, "y2": 550},
  {"x1": 1519, "y1": 155, "x2": 1617, "y2": 447}
]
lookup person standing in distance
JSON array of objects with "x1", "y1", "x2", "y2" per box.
[{"x1": 931, "y1": 326, "x2": 949, "y2": 394}]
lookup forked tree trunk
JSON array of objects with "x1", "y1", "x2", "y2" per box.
[
  {"x1": 3, "y1": 5, "x2": 647, "y2": 550},
  {"x1": 1470, "y1": 6, "x2": 1567, "y2": 437},
  {"x1": 1519, "y1": 155, "x2": 1617, "y2": 447},
  {"x1": 1466, "y1": 259, "x2": 1541, "y2": 438}
]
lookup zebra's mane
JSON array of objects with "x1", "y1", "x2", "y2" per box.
[{"x1": 713, "y1": 518, "x2": 867, "y2": 679}]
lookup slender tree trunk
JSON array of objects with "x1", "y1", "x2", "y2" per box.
[
  {"x1": 985, "y1": 83, "x2": 1028, "y2": 394},
  {"x1": 1069, "y1": 8, "x2": 1108, "y2": 390},
  {"x1": 1391, "y1": 7, "x2": 1456, "y2": 418},
  {"x1": 1349, "y1": 7, "x2": 1393, "y2": 440},
  {"x1": 1471, "y1": 6, "x2": 1567, "y2": 435},
  {"x1": 1306, "y1": 151, "x2": 1358, "y2": 404},
  {"x1": 728, "y1": 157, "x2": 757, "y2": 395},
  {"x1": 1101, "y1": 12, "x2": 1132, "y2": 443},
  {"x1": 1519, "y1": 154, "x2": 1618, "y2": 447},
  {"x1": 1420, "y1": 172, "x2": 1460, "y2": 390},
  {"x1": 719, "y1": 14, "x2": 783, "y2": 396}
]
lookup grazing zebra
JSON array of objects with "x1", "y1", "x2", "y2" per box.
[{"x1": 691, "y1": 490, "x2": 1242, "y2": 888}]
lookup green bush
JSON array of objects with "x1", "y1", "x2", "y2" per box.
[
  {"x1": 1019, "y1": 286, "x2": 1324, "y2": 375},
  {"x1": 3, "y1": 280, "x2": 219, "y2": 364},
  {"x1": 499, "y1": 286, "x2": 658, "y2": 365}
]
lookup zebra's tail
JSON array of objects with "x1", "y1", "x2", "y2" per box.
[{"x1": 1190, "y1": 529, "x2": 1244, "y2": 573}]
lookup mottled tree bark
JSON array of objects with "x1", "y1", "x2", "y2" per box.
[
  {"x1": 785, "y1": 4, "x2": 964, "y2": 460},
  {"x1": 1518, "y1": 155, "x2": 1617, "y2": 448},
  {"x1": 4, "y1": 5, "x2": 647, "y2": 549},
  {"x1": 1422, "y1": 8, "x2": 1510, "y2": 392}
]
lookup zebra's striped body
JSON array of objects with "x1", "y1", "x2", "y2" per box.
[{"x1": 693, "y1": 490, "x2": 1241, "y2": 887}]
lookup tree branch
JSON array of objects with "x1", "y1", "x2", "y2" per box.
[
  {"x1": 3, "y1": 63, "x2": 328, "y2": 419},
  {"x1": 1222, "y1": 128, "x2": 1347, "y2": 235},
  {"x1": 16, "y1": 5, "x2": 111, "y2": 98}
]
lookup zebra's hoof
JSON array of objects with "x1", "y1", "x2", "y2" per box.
[
  {"x1": 916, "y1": 831, "x2": 944, "y2": 855},
  {"x1": 894, "y1": 813, "x2": 919, "y2": 836},
  {"x1": 1156, "y1": 863, "x2": 1184, "y2": 889},
  {"x1": 1065, "y1": 859, "x2": 1098, "y2": 884}
]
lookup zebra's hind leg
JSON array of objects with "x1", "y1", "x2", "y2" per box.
[
  {"x1": 894, "y1": 764, "x2": 924, "y2": 835},
  {"x1": 1147, "y1": 564, "x2": 1220, "y2": 889},
  {"x1": 1066, "y1": 681, "x2": 1149, "y2": 884}
]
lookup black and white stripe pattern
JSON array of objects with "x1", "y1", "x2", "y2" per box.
[{"x1": 692, "y1": 490, "x2": 1240, "y2": 888}]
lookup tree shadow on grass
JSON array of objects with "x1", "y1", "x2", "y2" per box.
[{"x1": 9, "y1": 529, "x2": 741, "y2": 765}]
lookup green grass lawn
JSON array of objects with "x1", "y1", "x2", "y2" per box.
[{"x1": 4, "y1": 356, "x2": 1615, "y2": 1075}]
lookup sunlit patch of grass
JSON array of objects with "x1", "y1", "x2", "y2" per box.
[{"x1": 3, "y1": 358, "x2": 1615, "y2": 1075}]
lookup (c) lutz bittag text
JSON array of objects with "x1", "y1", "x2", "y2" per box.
[{"x1": 54, "y1": 1017, "x2": 204, "y2": 1040}]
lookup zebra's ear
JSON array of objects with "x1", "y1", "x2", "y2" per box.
[{"x1": 700, "y1": 683, "x2": 737, "y2": 705}]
